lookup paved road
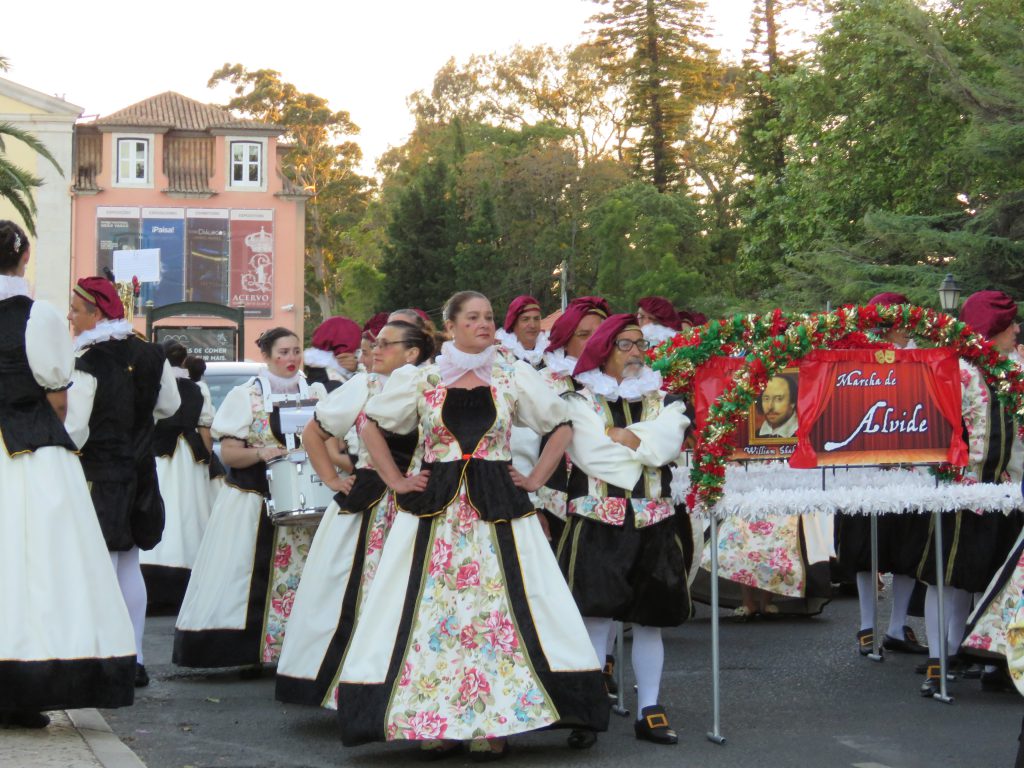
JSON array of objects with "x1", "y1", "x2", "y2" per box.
[{"x1": 104, "y1": 586, "x2": 1022, "y2": 768}]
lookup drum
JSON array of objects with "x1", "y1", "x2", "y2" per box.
[{"x1": 265, "y1": 452, "x2": 336, "y2": 526}]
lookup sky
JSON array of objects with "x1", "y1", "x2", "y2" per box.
[{"x1": 3, "y1": 0, "x2": 764, "y2": 175}]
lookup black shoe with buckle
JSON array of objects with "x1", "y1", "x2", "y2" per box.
[
  {"x1": 857, "y1": 628, "x2": 876, "y2": 657},
  {"x1": 567, "y1": 728, "x2": 598, "y2": 750},
  {"x1": 634, "y1": 705, "x2": 678, "y2": 745},
  {"x1": 919, "y1": 658, "x2": 955, "y2": 696},
  {"x1": 603, "y1": 654, "x2": 618, "y2": 697},
  {"x1": 882, "y1": 626, "x2": 927, "y2": 654}
]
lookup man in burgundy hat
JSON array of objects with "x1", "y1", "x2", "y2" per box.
[
  {"x1": 677, "y1": 309, "x2": 708, "y2": 333},
  {"x1": 304, "y1": 316, "x2": 364, "y2": 390},
  {"x1": 360, "y1": 312, "x2": 389, "y2": 367},
  {"x1": 543, "y1": 296, "x2": 610, "y2": 394},
  {"x1": 919, "y1": 290, "x2": 1023, "y2": 696},
  {"x1": 66, "y1": 276, "x2": 180, "y2": 688},
  {"x1": 558, "y1": 313, "x2": 691, "y2": 748},
  {"x1": 636, "y1": 296, "x2": 680, "y2": 345},
  {"x1": 496, "y1": 294, "x2": 547, "y2": 368}
]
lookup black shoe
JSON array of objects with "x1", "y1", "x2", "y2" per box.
[
  {"x1": 603, "y1": 655, "x2": 618, "y2": 697},
  {"x1": 857, "y1": 628, "x2": 876, "y2": 657},
  {"x1": 634, "y1": 705, "x2": 678, "y2": 745},
  {"x1": 981, "y1": 666, "x2": 1015, "y2": 693},
  {"x1": 882, "y1": 626, "x2": 927, "y2": 654},
  {"x1": 961, "y1": 662, "x2": 984, "y2": 680},
  {"x1": 135, "y1": 663, "x2": 149, "y2": 688},
  {"x1": 567, "y1": 728, "x2": 598, "y2": 749},
  {"x1": 1, "y1": 711, "x2": 50, "y2": 728},
  {"x1": 238, "y1": 664, "x2": 263, "y2": 680}
]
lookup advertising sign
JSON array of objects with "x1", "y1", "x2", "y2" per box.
[
  {"x1": 154, "y1": 326, "x2": 237, "y2": 362},
  {"x1": 790, "y1": 348, "x2": 966, "y2": 468},
  {"x1": 140, "y1": 208, "x2": 186, "y2": 308},
  {"x1": 229, "y1": 209, "x2": 274, "y2": 318},
  {"x1": 186, "y1": 209, "x2": 230, "y2": 304},
  {"x1": 96, "y1": 206, "x2": 141, "y2": 277}
]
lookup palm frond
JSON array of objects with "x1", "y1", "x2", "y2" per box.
[{"x1": 0, "y1": 122, "x2": 63, "y2": 176}]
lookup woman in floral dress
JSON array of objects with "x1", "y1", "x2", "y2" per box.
[
  {"x1": 275, "y1": 320, "x2": 432, "y2": 707},
  {"x1": 336, "y1": 291, "x2": 608, "y2": 760},
  {"x1": 173, "y1": 327, "x2": 328, "y2": 672}
]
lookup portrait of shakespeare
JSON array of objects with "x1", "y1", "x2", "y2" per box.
[{"x1": 752, "y1": 372, "x2": 799, "y2": 441}]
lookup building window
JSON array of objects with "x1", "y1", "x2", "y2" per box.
[
  {"x1": 230, "y1": 141, "x2": 262, "y2": 187},
  {"x1": 116, "y1": 138, "x2": 149, "y2": 184}
]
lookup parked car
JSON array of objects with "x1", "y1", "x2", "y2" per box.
[{"x1": 202, "y1": 361, "x2": 263, "y2": 411}]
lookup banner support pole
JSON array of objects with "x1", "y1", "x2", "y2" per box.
[
  {"x1": 932, "y1": 510, "x2": 954, "y2": 704},
  {"x1": 706, "y1": 510, "x2": 726, "y2": 745},
  {"x1": 868, "y1": 511, "x2": 883, "y2": 662}
]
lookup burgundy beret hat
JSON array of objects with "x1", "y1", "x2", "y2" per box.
[
  {"x1": 503, "y1": 295, "x2": 542, "y2": 333},
  {"x1": 311, "y1": 316, "x2": 362, "y2": 354},
  {"x1": 960, "y1": 290, "x2": 1019, "y2": 341},
  {"x1": 637, "y1": 296, "x2": 680, "y2": 330},
  {"x1": 546, "y1": 296, "x2": 610, "y2": 353},
  {"x1": 74, "y1": 277, "x2": 124, "y2": 320},
  {"x1": 573, "y1": 313, "x2": 641, "y2": 376}
]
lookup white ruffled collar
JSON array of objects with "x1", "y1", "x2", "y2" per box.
[
  {"x1": 436, "y1": 341, "x2": 496, "y2": 386},
  {"x1": 0, "y1": 275, "x2": 31, "y2": 301},
  {"x1": 576, "y1": 365, "x2": 663, "y2": 402},
  {"x1": 172, "y1": 367, "x2": 190, "y2": 379},
  {"x1": 303, "y1": 347, "x2": 356, "y2": 381},
  {"x1": 260, "y1": 366, "x2": 304, "y2": 394},
  {"x1": 542, "y1": 347, "x2": 577, "y2": 377},
  {"x1": 74, "y1": 318, "x2": 135, "y2": 352},
  {"x1": 642, "y1": 323, "x2": 678, "y2": 345},
  {"x1": 495, "y1": 328, "x2": 548, "y2": 367}
]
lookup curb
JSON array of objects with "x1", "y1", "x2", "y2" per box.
[{"x1": 67, "y1": 709, "x2": 147, "y2": 768}]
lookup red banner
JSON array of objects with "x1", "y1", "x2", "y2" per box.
[
  {"x1": 790, "y1": 348, "x2": 967, "y2": 468},
  {"x1": 229, "y1": 210, "x2": 274, "y2": 318},
  {"x1": 693, "y1": 356, "x2": 800, "y2": 461}
]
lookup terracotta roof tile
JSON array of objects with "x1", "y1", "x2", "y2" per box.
[{"x1": 94, "y1": 91, "x2": 281, "y2": 133}]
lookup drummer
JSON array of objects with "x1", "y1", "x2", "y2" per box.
[
  {"x1": 173, "y1": 327, "x2": 333, "y2": 675},
  {"x1": 275, "y1": 319, "x2": 434, "y2": 708}
]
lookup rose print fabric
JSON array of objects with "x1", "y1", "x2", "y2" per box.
[{"x1": 706, "y1": 515, "x2": 807, "y2": 598}]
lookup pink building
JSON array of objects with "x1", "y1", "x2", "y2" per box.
[{"x1": 71, "y1": 92, "x2": 308, "y2": 358}]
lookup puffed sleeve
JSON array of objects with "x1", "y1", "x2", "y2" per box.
[
  {"x1": 197, "y1": 380, "x2": 215, "y2": 428},
  {"x1": 212, "y1": 380, "x2": 256, "y2": 440},
  {"x1": 25, "y1": 300, "x2": 73, "y2": 391},
  {"x1": 154, "y1": 360, "x2": 181, "y2": 420},
  {"x1": 65, "y1": 368, "x2": 97, "y2": 449},
  {"x1": 960, "y1": 360, "x2": 987, "y2": 476},
  {"x1": 627, "y1": 398, "x2": 689, "y2": 468},
  {"x1": 563, "y1": 392, "x2": 643, "y2": 490},
  {"x1": 314, "y1": 372, "x2": 369, "y2": 439},
  {"x1": 511, "y1": 360, "x2": 569, "y2": 435},
  {"x1": 363, "y1": 363, "x2": 423, "y2": 435}
]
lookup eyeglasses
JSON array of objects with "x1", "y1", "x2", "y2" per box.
[
  {"x1": 372, "y1": 339, "x2": 411, "y2": 350},
  {"x1": 614, "y1": 338, "x2": 651, "y2": 352}
]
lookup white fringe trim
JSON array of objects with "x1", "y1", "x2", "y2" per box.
[
  {"x1": 495, "y1": 328, "x2": 548, "y2": 367},
  {"x1": 74, "y1": 319, "x2": 135, "y2": 351},
  {"x1": 575, "y1": 366, "x2": 662, "y2": 402}
]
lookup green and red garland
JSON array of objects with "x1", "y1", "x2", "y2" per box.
[{"x1": 649, "y1": 304, "x2": 1024, "y2": 512}]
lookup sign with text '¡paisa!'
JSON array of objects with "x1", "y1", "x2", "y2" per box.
[{"x1": 789, "y1": 348, "x2": 968, "y2": 468}]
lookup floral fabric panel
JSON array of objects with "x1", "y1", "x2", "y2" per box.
[
  {"x1": 385, "y1": 491, "x2": 557, "y2": 741},
  {"x1": 261, "y1": 523, "x2": 315, "y2": 663},
  {"x1": 245, "y1": 383, "x2": 279, "y2": 447},
  {"x1": 630, "y1": 498, "x2": 674, "y2": 528},
  {"x1": 705, "y1": 515, "x2": 806, "y2": 598},
  {"x1": 963, "y1": 546, "x2": 1024, "y2": 672},
  {"x1": 534, "y1": 485, "x2": 567, "y2": 520},
  {"x1": 419, "y1": 364, "x2": 517, "y2": 464},
  {"x1": 568, "y1": 496, "x2": 674, "y2": 528}
]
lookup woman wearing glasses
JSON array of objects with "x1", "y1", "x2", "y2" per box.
[
  {"x1": 335, "y1": 291, "x2": 609, "y2": 760},
  {"x1": 558, "y1": 314, "x2": 692, "y2": 747},
  {"x1": 275, "y1": 320, "x2": 433, "y2": 708}
]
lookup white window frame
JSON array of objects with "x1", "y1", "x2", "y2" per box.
[
  {"x1": 112, "y1": 134, "x2": 153, "y2": 188},
  {"x1": 227, "y1": 137, "x2": 267, "y2": 191}
]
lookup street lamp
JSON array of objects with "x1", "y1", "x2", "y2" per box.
[{"x1": 938, "y1": 274, "x2": 961, "y2": 313}]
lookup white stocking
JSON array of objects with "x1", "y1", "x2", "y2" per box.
[
  {"x1": 605, "y1": 622, "x2": 616, "y2": 659},
  {"x1": 631, "y1": 625, "x2": 664, "y2": 715},
  {"x1": 886, "y1": 574, "x2": 916, "y2": 638},
  {"x1": 946, "y1": 588, "x2": 972, "y2": 654},
  {"x1": 856, "y1": 571, "x2": 875, "y2": 632},
  {"x1": 583, "y1": 617, "x2": 613, "y2": 671},
  {"x1": 110, "y1": 547, "x2": 147, "y2": 663}
]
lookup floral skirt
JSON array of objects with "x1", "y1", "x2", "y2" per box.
[
  {"x1": 336, "y1": 490, "x2": 609, "y2": 745},
  {"x1": 962, "y1": 528, "x2": 1024, "y2": 695},
  {"x1": 173, "y1": 485, "x2": 314, "y2": 668},
  {"x1": 276, "y1": 492, "x2": 396, "y2": 708}
]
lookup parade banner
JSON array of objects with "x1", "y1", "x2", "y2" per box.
[
  {"x1": 790, "y1": 348, "x2": 966, "y2": 468},
  {"x1": 229, "y1": 210, "x2": 274, "y2": 318},
  {"x1": 186, "y1": 209, "x2": 230, "y2": 304},
  {"x1": 693, "y1": 356, "x2": 801, "y2": 460},
  {"x1": 140, "y1": 208, "x2": 185, "y2": 308},
  {"x1": 96, "y1": 207, "x2": 140, "y2": 277}
]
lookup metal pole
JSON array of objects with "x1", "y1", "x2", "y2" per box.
[
  {"x1": 611, "y1": 622, "x2": 628, "y2": 717},
  {"x1": 707, "y1": 511, "x2": 726, "y2": 745},
  {"x1": 559, "y1": 260, "x2": 568, "y2": 312},
  {"x1": 932, "y1": 510, "x2": 954, "y2": 703},
  {"x1": 868, "y1": 512, "x2": 883, "y2": 662}
]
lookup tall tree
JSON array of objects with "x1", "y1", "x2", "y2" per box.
[
  {"x1": 208, "y1": 65, "x2": 375, "y2": 325},
  {"x1": 588, "y1": 0, "x2": 719, "y2": 191}
]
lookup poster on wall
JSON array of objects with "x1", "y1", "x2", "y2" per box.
[
  {"x1": 96, "y1": 207, "x2": 141, "y2": 277},
  {"x1": 186, "y1": 209, "x2": 230, "y2": 304},
  {"x1": 693, "y1": 356, "x2": 800, "y2": 461},
  {"x1": 229, "y1": 209, "x2": 274, "y2": 318},
  {"x1": 140, "y1": 207, "x2": 185, "y2": 308},
  {"x1": 790, "y1": 348, "x2": 966, "y2": 468}
]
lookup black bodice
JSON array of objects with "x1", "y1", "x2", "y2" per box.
[{"x1": 153, "y1": 377, "x2": 210, "y2": 463}]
